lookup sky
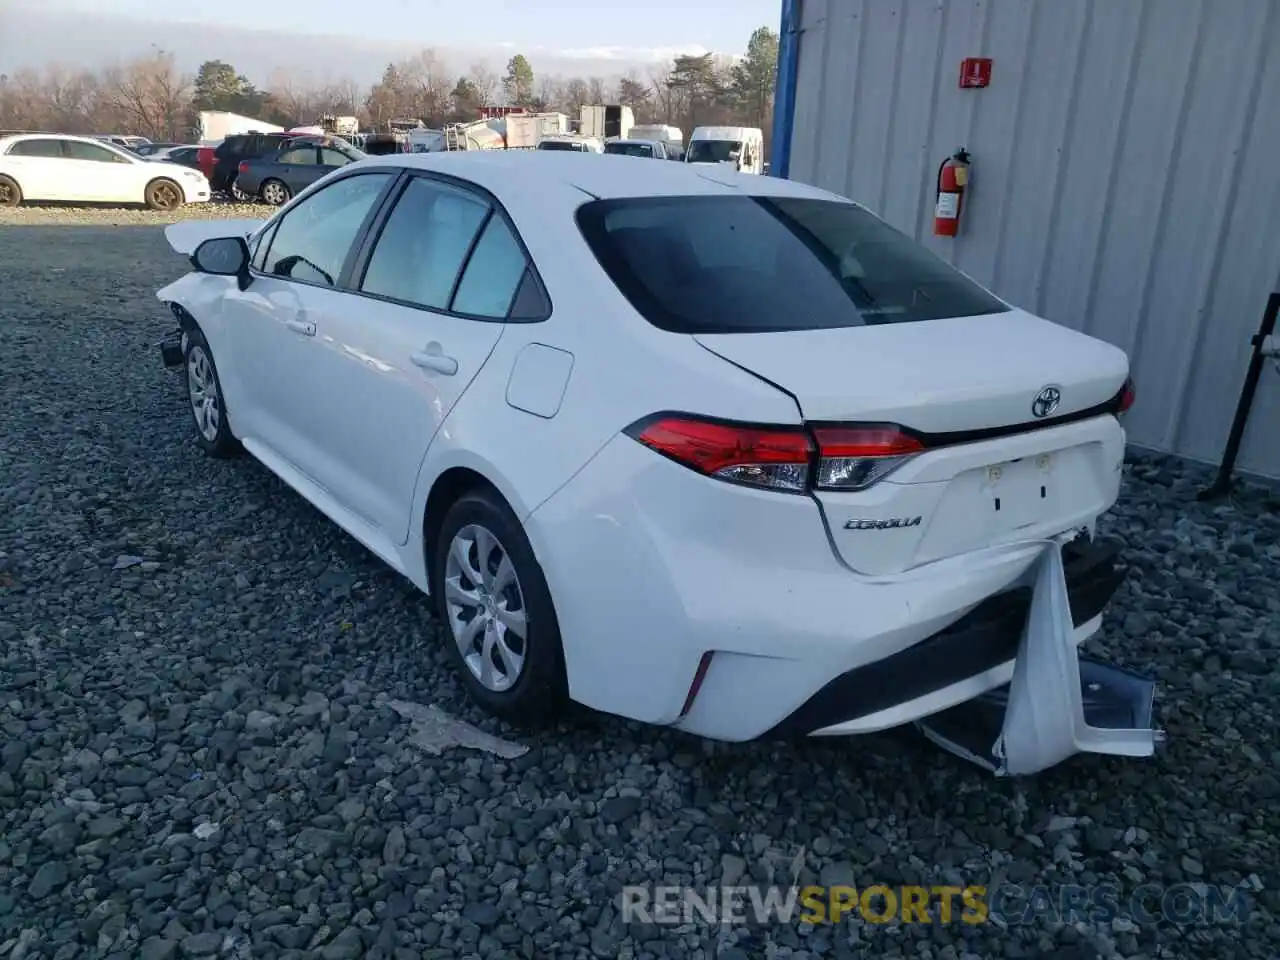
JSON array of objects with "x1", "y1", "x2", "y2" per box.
[{"x1": 29, "y1": 0, "x2": 780, "y2": 61}]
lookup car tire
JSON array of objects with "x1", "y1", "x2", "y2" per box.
[
  {"x1": 432, "y1": 488, "x2": 568, "y2": 725},
  {"x1": 182, "y1": 326, "x2": 240, "y2": 458},
  {"x1": 229, "y1": 180, "x2": 251, "y2": 203},
  {"x1": 145, "y1": 178, "x2": 183, "y2": 211},
  {"x1": 260, "y1": 179, "x2": 291, "y2": 206},
  {"x1": 0, "y1": 175, "x2": 22, "y2": 207}
]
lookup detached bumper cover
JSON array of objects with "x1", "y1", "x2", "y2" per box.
[
  {"x1": 768, "y1": 537, "x2": 1125, "y2": 737},
  {"x1": 158, "y1": 328, "x2": 184, "y2": 368}
]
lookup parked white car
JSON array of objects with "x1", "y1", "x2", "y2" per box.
[
  {"x1": 535, "y1": 135, "x2": 603, "y2": 153},
  {"x1": 152, "y1": 152, "x2": 1156, "y2": 773},
  {"x1": 0, "y1": 134, "x2": 210, "y2": 209}
]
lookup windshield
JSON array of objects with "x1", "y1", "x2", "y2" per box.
[
  {"x1": 604, "y1": 142, "x2": 654, "y2": 158},
  {"x1": 576, "y1": 195, "x2": 1010, "y2": 334},
  {"x1": 538, "y1": 140, "x2": 584, "y2": 151},
  {"x1": 686, "y1": 140, "x2": 740, "y2": 164}
]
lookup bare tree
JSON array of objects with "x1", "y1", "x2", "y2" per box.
[
  {"x1": 102, "y1": 51, "x2": 192, "y2": 140},
  {"x1": 467, "y1": 64, "x2": 499, "y2": 108},
  {"x1": 400, "y1": 49, "x2": 453, "y2": 126}
]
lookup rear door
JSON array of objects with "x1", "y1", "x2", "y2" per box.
[
  {"x1": 270, "y1": 145, "x2": 318, "y2": 192},
  {"x1": 301, "y1": 173, "x2": 529, "y2": 542}
]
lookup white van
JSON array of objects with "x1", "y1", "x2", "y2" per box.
[{"x1": 685, "y1": 126, "x2": 764, "y2": 175}]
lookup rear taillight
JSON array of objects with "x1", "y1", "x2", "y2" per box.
[
  {"x1": 627, "y1": 415, "x2": 812, "y2": 492},
  {"x1": 238, "y1": 161, "x2": 249, "y2": 174},
  {"x1": 1116, "y1": 378, "x2": 1136, "y2": 416},
  {"x1": 624, "y1": 415, "x2": 924, "y2": 494},
  {"x1": 810, "y1": 425, "x2": 925, "y2": 491}
]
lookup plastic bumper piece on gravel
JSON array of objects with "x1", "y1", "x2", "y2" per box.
[
  {"x1": 158, "y1": 328, "x2": 184, "y2": 369},
  {"x1": 916, "y1": 541, "x2": 1165, "y2": 776}
]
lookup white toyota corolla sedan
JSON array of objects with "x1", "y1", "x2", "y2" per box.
[{"x1": 156, "y1": 151, "x2": 1160, "y2": 773}]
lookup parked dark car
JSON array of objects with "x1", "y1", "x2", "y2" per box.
[
  {"x1": 210, "y1": 132, "x2": 320, "y2": 196},
  {"x1": 153, "y1": 145, "x2": 203, "y2": 170},
  {"x1": 132, "y1": 141, "x2": 183, "y2": 157},
  {"x1": 235, "y1": 141, "x2": 367, "y2": 205},
  {"x1": 603, "y1": 139, "x2": 672, "y2": 160}
]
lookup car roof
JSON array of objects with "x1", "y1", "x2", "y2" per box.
[
  {"x1": 353, "y1": 151, "x2": 842, "y2": 202},
  {"x1": 1, "y1": 133, "x2": 118, "y2": 144}
]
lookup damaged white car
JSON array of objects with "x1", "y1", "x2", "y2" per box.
[{"x1": 154, "y1": 152, "x2": 1163, "y2": 775}]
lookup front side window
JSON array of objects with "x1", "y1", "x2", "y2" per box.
[
  {"x1": 320, "y1": 148, "x2": 355, "y2": 167},
  {"x1": 359, "y1": 177, "x2": 490, "y2": 310},
  {"x1": 6, "y1": 138, "x2": 66, "y2": 159},
  {"x1": 260, "y1": 173, "x2": 392, "y2": 286},
  {"x1": 65, "y1": 141, "x2": 131, "y2": 163},
  {"x1": 576, "y1": 195, "x2": 1009, "y2": 334},
  {"x1": 686, "y1": 140, "x2": 740, "y2": 164}
]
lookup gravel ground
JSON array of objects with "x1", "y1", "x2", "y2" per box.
[{"x1": 0, "y1": 206, "x2": 1277, "y2": 960}]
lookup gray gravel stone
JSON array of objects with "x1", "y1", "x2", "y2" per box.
[{"x1": 0, "y1": 207, "x2": 1276, "y2": 960}]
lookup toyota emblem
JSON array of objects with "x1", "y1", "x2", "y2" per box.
[{"x1": 1032, "y1": 386, "x2": 1061, "y2": 419}]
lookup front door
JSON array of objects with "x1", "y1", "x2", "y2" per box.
[
  {"x1": 220, "y1": 170, "x2": 397, "y2": 480},
  {"x1": 61, "y1": 140, "x2": 141, "y2": 202},
  {"x1": 299, "y1": 173, "x2": 531, "y2": 542}
]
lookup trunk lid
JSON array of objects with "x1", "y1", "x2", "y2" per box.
[
  {"x1": 693, "y1": 310, "x2": 1128, "y2": 432},
  {"x1": 695, "y1": 310, "x2": 1131, "y2": 575}
]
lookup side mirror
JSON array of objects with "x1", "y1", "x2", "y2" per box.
[{"x1": 191, "y1": 236, "x2": 251, "y2": 289}]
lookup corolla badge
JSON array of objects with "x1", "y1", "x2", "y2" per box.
[
  {"x1": 1031, "y1": 385, "x2": 1062, "y2": 419},
  {"x1": 844, "y1": 517, "x2": 923, "y2": 530}
]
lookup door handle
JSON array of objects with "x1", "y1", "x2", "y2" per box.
[
  {"x1": 411, "y1": 342, "x2": 458, "y2": 375},
  {"x1": 285, "y1": 318, "x2": 316, "y2": 337}
]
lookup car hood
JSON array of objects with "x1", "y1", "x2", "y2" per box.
[{"x1": 163, "y1": 218, "x2": 267, "y2": 256}]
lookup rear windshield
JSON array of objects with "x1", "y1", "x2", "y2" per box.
[
  {"x1": 538, "y1": 141, "x2": 584, "y2": 151},
  {"x1": 605, "y1": 142, "x2": 654, "y2": 158},
  {"x1": 575, "y1": 195, "x2": 1010, "y2": 334},
  {"x1": 686, "y1": 140, "x2": 740, "y2": 164}
]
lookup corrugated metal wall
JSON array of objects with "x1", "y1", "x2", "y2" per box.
[{"x1": 787, "y1": 0, "x2": 1280, "y2": 479}]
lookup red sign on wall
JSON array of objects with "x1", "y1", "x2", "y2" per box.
[{"x1": 959, "y1": 58, "x2": 992, "y2": 88}]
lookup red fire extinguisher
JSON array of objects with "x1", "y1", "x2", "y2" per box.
[{"x1": 934, "y1": 147, "x2": 972, "y2": 237}]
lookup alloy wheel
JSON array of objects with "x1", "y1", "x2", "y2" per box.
[
  {"x1": 187, "y1": 346, "x2": 221, "y2": 442},
  {"x1": 262, "y1": 182, "x2": 288, "y2": 205},
  {"x1": 444, "y1": 524, "x2": 529, "y2": 693},
  {"x1": 151, "y1": 182, "x2": 180, "y2": 210}
]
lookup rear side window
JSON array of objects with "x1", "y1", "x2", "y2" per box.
[
  {"x1": 359, "y1": 177, "x2": 490, "y2": 311},
  {"x1": 575, "y1": 196, "x2": 1009, "y2": 334},
  {"x1": 6, "y1": 139, "x2": 64, "y2": 158},
  {"x1": 451, "y1": 216, "x2": 528, "y2": 318}
]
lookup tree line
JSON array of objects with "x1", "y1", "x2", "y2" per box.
[{"x1": 0, "y1": 27, "x2": 778, "y2": 144}]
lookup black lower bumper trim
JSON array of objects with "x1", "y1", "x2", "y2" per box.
[{"x1": 764, "y1": 536, "x2": 1125, "y2": 739}]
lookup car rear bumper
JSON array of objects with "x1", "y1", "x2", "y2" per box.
[
  {"x1": 770, "y1": 537, "x2": 1124, "y2": 737},
  {"x1": 523, "y1": 434, "x2": 1130, "y2": 742}
]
